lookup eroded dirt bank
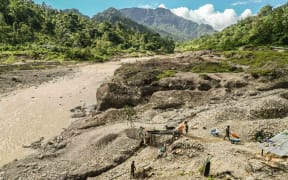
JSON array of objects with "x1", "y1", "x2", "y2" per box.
[
  {"x1": 0, "y1": 62, "x2": 120, "y2": 166},
  {"x1": 1, "y1": 52, "x2": 288, "y2": 179}
]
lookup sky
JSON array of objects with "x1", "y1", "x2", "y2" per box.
[{"x1": 33, "y1": 0, "x2": 287, "y2": 30}]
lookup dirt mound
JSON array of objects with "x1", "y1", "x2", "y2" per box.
[
  {"x1": 170, "y1": 138, "x2": 204, "y2": 156},
  {"x1": 250, "y1": 98, "x2": 288, "y2": 119}
]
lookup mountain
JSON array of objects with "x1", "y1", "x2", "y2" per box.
[
  {"x1": 92, "y1": 8, "x2": 151, "y2": 33},
  {"x1": 120, "y1": 8, "x2": 215, "y2": 41},
  {"x1": 180, "y1": 4, "x2": 288, "y2": 50}
]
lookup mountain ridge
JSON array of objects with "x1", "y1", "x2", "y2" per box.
[
  {"x1": 119, "y1": 7, "x2": 215, "y2": 41},
  {"x1": 92, "y1": 7, "x2": 152, "y2": 33}
]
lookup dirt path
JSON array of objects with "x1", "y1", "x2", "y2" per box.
[{"x1": 0, "y1": 61, "x2": 121, "y2": 166}]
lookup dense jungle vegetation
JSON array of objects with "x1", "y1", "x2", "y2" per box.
[
  {"x1": 178, "y1": 4, "x2": 288, "y2": 51},
  {"x1": 0, "y1": 0, "x2": 175, "y2": 62}
]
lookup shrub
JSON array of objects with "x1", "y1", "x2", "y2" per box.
[
  {"x1": 65, "y1": 48, "x2": 94, "y2": 60},
  {"x1": 156, "y1": 70, "x2": 177, "y2": 80},
  {"x1": 3, "y1": 54, "x2": 15, "y2": 64}
]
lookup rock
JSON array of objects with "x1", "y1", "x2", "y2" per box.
[
  {"x1": 96, "y1": 83, "x2": 142, "y2": 111},
  {"x1": 280, "y1": 91, "x2": 288, "y2": 100},
  {"x1": 11, "y1": 77, "x2": 22, "y2": 82},
  {"x1": 71, "y1": 111, "x2": 86, "y2": 118},
  {"x1": 99, "y1": 108, "x2": 125, "y2": 123},
  {"x1": 224, "y1": 79, "x2": 248, "y2": 89},
  {"x1": 135, "y1": 165, "x2": 153, "y2": 179},
  {"x1": 150, "y1": 91, "x2": 184, "y2": 109},
  {"x1": 188, "y1": 153, "x2": 195, "y2": 158},
  {"x1": 165, "y1": 122, "x2": 178, "y2": 130},
  {"x1": 245, "y1": 176, "x2": 255, "y2": 180},
  {"x1": 249, "y1": 91, "x2": 258, "y2": 96},
  {"x1": 151, "y1": 114, "x2": 167, "y2": 123},
  {"x1": 157, "y1": 76, "x2": 196, "y2": 90},
  {"x1": 38, "y1": 154, "x2": 44, "y2": 159},
  {"x1": 198, "y1": 82, "x2": 212, "y2": 91},
  {"x1": 0, "y1": 172, "x2": 5, "y2": 180},
  {"x1": 171, "y1": 139, "x2": 204, "y2": 153},
  {"x1": 23, "y1": 137, "x2": 44, "y2": 149},
  {"x1": 60, "y1": 171, "x2": 68, "y2": 175},
  {"x1": 55, "y1": 142, "x2": 66, "y2": 150},
  {"x1": 113, "y1": 155, "x2": 126, "y2": 164},
  {"x1": 150, "y1": 90, "x2": 210, "y2": 109},
  {"x1": 70, "y1": 106, "x2": 82, "y2": 112},
  {"x1": 56, "y1": 135, "x2": 63, "y2": 143},
  {"x1": 166, "y1": 156, "x2": 172, "y2": 161}
]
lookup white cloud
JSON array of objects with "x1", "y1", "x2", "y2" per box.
[
  {"x1": 158, "y1": 4, "x2": 167, "y2": 9},
  {"x1": 171, "y1": 4, "x2": 253, "y2": 31},
  {"x1": 139, "y1": 3, "x2": 167, "y2": 9},
  {"x1": 240, "y1": 9, "x2": 253, "y2": 19},
  {"x1": 232, "y1": 0, "x2": 263, "y2": 6},
  {"x1": 232, "y1": 1, "x2": 249, "y2": 6},
  {"x1": 138, "y1": 3, "x2": 158, "y2": 9}
]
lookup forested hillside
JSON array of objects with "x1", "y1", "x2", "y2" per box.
[
  {"x1": 92, "y1": 8, "x2": 151, "y2": 33},
  {"x1": 0, "y1": 0, "x2": 175, "y2": 61},
  {"x1": 179, "y1": 4, "x2": 288, "y2": 50},
  {"x1": 120, "y1": 8, "x2": 215, "y2": 41},
  {"x1": 92, "y1": 8, "x2": 175, "y2": 54}
]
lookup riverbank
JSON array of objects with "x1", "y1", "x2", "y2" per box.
[{"x1": 0, "y1": 61, "x2": 120, "y2": 166}]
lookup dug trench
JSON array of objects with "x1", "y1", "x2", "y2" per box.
[{"x1": 1, "y1": 51, "x2": 288, "y2": 179}]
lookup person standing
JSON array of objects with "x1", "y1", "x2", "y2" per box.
[
  {"x1": 223, "y1": 125, "x2": 230, "y2": 140},
  {"x1": 184, "y1": 121, "x2": 189, "y2": 134},
  {"x1": 131, "y1": 161, "x2": 136, "y2": 178}
]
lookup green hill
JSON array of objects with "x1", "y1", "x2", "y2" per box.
[
  {"x1": 179, "y1": 4, "x2": 288, "y2": 50},
  {"x1": 120, "y1": 8, "x2": 215, "y2": 41},
  {"x1": 0, "y1": 1, "x2": 175, "y2": 62}
]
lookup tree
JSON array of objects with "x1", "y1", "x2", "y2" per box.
[
  {"x1": 258, "y1": 5, "x2": 273, "y2": 16},
  {"x1": 0, "y1": 0, "x2": 175, "y2": 58},
  {"x1": 16, "y1": 23, "x2": 34, "y2": 43}
]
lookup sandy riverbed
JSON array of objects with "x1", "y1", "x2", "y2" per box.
[{"x1": 0, "y1": 61, "x2": 121, "y2": 166}]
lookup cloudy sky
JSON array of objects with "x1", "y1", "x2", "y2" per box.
[{"x1": 34, "y1": 0, "x2": 287, "y2": 30}]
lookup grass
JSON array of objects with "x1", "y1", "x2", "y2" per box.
[
  {"x1": 222, "y1": 50, "x2": 288, "y2": 78},
  {"x1": 3, "y1": 54, "x2": 15, "y2": 64},
  {"x1": 191, "y1": 62, "x2": 243, "y2": 73},
  {"x1": 156, "y1": 70, "x2": 177, "y2": 80},
  {"x1": 223, "y1": 50, "x2": 288, "y2": 68}
]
